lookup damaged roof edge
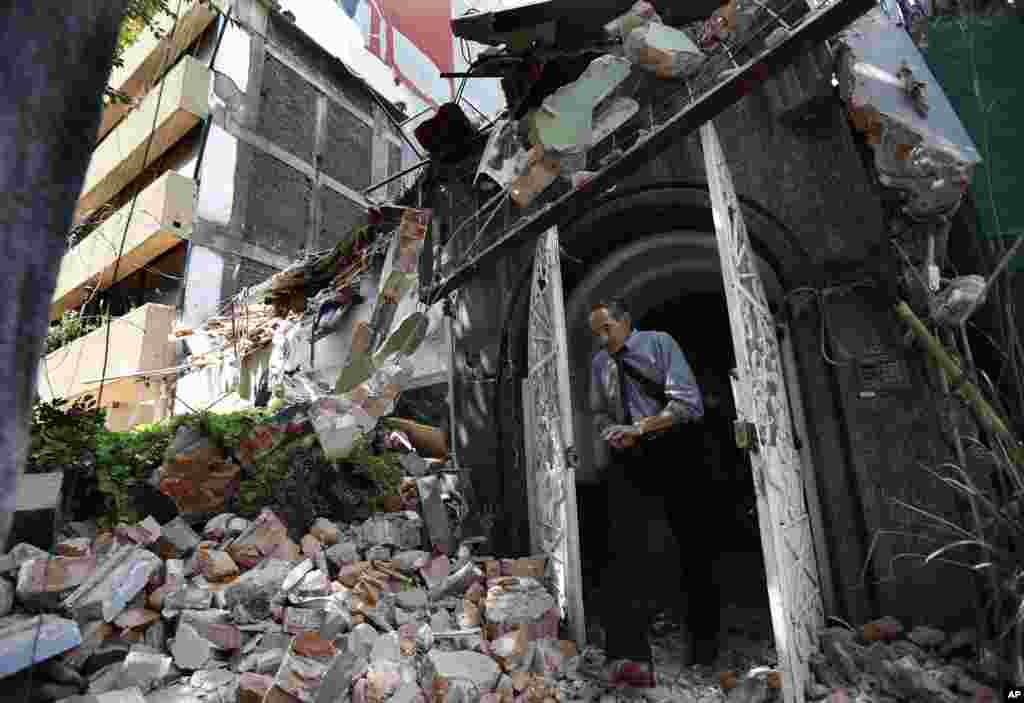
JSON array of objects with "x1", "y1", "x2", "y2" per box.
[{"x1": 267, "y1": 7, "x2": 408, "y2": 125}]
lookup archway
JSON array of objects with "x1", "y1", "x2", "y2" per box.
[{"x1": 560, "y1": 228, "x2": 788, "y2": 671}]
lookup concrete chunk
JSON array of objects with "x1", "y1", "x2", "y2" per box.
[
  {"x1": 16, "y1": 555, "x2": 97, "y2": 607},
  {"x1": 160, "y1": 517, "x2": 201, "y2": 556},
  {"x1": 0, "y1": 542, "x2": 48, "y2": 574},
  {"x1": 415, "y1": 477, "x2": 451, "y2": 554},
  {"x1": 422, "y1": 650, "x2": 500, "y2": 699},
  {"x1": 227, "y1": 510, "x2": 290, "y2": 570},
  {"x1": 62, "y1": 545, "x2": 161, "y2": 622},
  {"x1": 0, "y1": 614, "x2": 82, "y2": 677},
  {"x1": 483, "y1": 578, "x2": 556, "y2": 626},
  {"x1": 314, "y1": 650, "x2": 367, "y2": 703},
  {"x1": 171, "y1": 623, "x2": 214, "y2": 670}
]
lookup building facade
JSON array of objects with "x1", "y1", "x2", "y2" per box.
[{"x1": 38, "y1": 0, "x2": 420, "y2": 429}]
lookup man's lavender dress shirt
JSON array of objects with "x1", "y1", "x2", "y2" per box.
[{"x1": 589, "y1": 330, "x2": 705, "y2": 436}]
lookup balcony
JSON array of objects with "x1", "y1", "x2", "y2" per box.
[
  {"x1": 38, "y1": 303, "x2": 177, "y2": 431},
  {"x1": 77, "y1": 55, "x2": 210, "y2": 221},
  {"x1": 99, "y1": 0, "x2": 221, "y2": 142},
  {"x1": 53, "y1": 172, "x2": 195, "y2": 321}
]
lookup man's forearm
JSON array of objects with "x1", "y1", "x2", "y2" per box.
[
  {"x1": 637, "y1": 400, "x2": 695, "y2": 434},
  {"x1": 594, "y1": 412, "x2": 614, "y2": 436}
]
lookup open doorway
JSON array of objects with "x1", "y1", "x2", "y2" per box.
[
  {"x1": 641, "y1": 293, "x2": 774, "y2": 671},
  {"x1": 553, "y1": 221, "x2": 796, "y2": 684},
  {"x1": 575, "y1": 290, "x2": 775, "y2": 674}
]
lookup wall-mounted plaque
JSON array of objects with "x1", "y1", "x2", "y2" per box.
[{"x1": 857, "y1": 352, "x2": 912, "y2": 396}]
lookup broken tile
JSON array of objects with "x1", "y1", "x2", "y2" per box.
[
  {"x1": 114, "y1": 517, "x2": 161, "y2": 546},
  {"x1": 0, "y1": 614, "x2": 82, "y2": 677},
  {"x1": 62, "y1": 545, "x2": 161, "y2": 622},
  {"x1": 113, "y1": 608, "x2": 160, "y2": 631},
  {"x1": 238, "y1": 672, "x2": 275, "y2": 703},
  {"x1": 293, "y1": 632, "x2": 336, "y2": 659},
  {"x1": 227, "y1": 510, "x2": 290, "y2": 570},
  {"x1": 199, "y1": 548, "x2": 240, "y2": 582}
]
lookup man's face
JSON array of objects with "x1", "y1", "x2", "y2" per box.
[{"x1": 589, "y1": 306, "x2": 630, "y2": 354}]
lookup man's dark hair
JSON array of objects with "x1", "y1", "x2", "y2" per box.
[{"x1": 590, "y1": 297, "x2": 631, "y2": 323}]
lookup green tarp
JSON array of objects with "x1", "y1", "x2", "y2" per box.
[{"x1": 924, "y1": 16, "x2": 1024, "y2": 271}]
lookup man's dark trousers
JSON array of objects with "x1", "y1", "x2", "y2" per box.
[{"x1": 599, "y1": 423, "x2": 720, "y2": 665}]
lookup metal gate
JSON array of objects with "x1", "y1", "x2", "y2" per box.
[
  {"x1": 701, "y1": 122, "x2": 824, "y2": 703},
  {"x1": 521, "y1": 226, "x2": 586, "y2": 646}
]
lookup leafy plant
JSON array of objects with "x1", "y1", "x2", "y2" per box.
[
  {"x1": 45, "y1": 310, "x2": 109, "y2": 355},
  {"x1": 105, "y1": 0, "x2": 175, "y2": 105},
  {"x1": 868, "y1": 303, "x2": 1024, "y2": 687},
  {"x1": 29, "y1": 396, "x2": 106, "y2": 473}
]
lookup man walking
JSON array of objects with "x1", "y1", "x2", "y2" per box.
[{"x1": 588, "y1": 297, "x2": 719, "y2": 687}]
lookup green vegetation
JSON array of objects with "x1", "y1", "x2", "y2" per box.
[
  {"x1": 30, "y1": 397, "x2": 406, "y2": 529},
  {"x1": 45, "y1": 310, "x2": 110, "y2": 355},
  {"x1": 106, "y1": 0, "x2": 175, "y2": 104}
]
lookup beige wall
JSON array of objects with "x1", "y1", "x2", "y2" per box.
[
  {"x1": 78, "y1": 56, "x2": 210, "y2": 221},
  {"x1": 100, "y1": 0, "x2": 222, "y2": 142},
  {"x1": 53, "y1": 172, "x2": 195, "y2": 321},
  {"x1": 38, "y1": 303, "x2": 177, "y2": 409}
]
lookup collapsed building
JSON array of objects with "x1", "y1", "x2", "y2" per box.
[{"x1": 19, "y1": 0, "x2": 1024, "y2": 701}]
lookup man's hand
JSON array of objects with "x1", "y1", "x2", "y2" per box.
[{"x1": 602, "y1": 424, "x2": 643, "y2": 450}]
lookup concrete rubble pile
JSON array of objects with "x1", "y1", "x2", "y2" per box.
[
  {"x1": 796, "y1": 617, "x2": 1000, "y2": 703},
  {"x1": 0, "y1": 504, "x2": 603, "y2": 703}
]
